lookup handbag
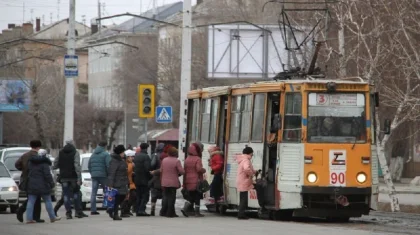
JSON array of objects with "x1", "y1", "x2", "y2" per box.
[
  {"x1": 196, "y1": 179, "x2": 210, "y2": 193},
  {"x1": 195, "y1": 160, "x2": 210, "y2": 193},
  {"x1": 103, "y1": 187, "x2": 118, "y2": 209}
]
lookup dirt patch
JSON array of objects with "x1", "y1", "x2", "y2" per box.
[{"x1": 378, "y1": 202, "x2": 420, "y2": 213}]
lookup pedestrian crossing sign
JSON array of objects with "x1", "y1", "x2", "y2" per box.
[{"x1": 156, "y1": 106, "x2": 172, "y2": 123}]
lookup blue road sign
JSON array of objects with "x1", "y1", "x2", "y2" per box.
[
  {"x1": 156, "y1": 106, "x2": 172, "y2": 123},
  {"x1": 64, "y1": 54, "x2": 78, "y2": 77}
]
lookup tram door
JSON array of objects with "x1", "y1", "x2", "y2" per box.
[
  {"x1": 264, "y1": 92, "x2": 281, "y2": 207},
  {"x1": 217, "y1": 96, "x2": 228, "y2": 151}
]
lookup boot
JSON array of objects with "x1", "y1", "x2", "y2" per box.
[
  {"x1": 181, "y1": 201, "x2": 192, "y2": 217},
  {"x1": 151, "y1": 203, "x2": 156, "y2": 216},
  {"x1": 66, "y1": 211, "x2": 73, "y2": 220},
  {"x1": 75, "y1": 211, "x2": 88, "y2": 218},
  {"x1": 113, "y1": 210, "x2": 122, "y2": 220},
  {"x1": 16, "y1": 205, "x2": 25, "y2": 223},
  {"x1": 194, "y1": 206, "x2": 204, "y2": 217}
]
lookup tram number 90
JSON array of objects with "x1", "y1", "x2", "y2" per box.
[{"x1": 330, "y1": 172, "x2": 345, "y2": 184}]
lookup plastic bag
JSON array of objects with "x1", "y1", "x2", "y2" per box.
[{"x1": 103, "y1": 187, "x2": 118, "y2": 209}]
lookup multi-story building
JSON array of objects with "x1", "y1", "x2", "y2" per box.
[{"x1": 83, "y1": 2, "x2": 183, "y2": 147}]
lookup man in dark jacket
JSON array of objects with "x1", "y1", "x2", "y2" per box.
[
  {"x1": 15, "y1": 140, "x2": 43, "y2": 223},
  {"x1": 88, "y1": 141, "x2": 111, "y2": 215},
  {"x1": 53, "y1": 140, "x2": 87, "y2": 219},
  {"x1": 149, "y1": 143, "x2": 164, "y2": 216},
  {"x1": 134, "y1": 143, "x2": 152, "y2": 216}
]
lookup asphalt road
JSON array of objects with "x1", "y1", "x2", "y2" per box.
[{"x1": 0, "y1": 201, "x2": 412, "y2": 235}]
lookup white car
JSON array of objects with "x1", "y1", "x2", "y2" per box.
[
  {"x1": 0, "y1": 147, "x2": 57, "y2": 202},
  {"x1": 0, "y1": 162, "x2": 19, "y2": 213},
  {"x1": 56, "y1": 153, "x2": 105, "y2": 210}
]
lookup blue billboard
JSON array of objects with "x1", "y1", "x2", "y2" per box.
[{"x1": 0, "y1": 79, "x2": 31, "y2": 112}]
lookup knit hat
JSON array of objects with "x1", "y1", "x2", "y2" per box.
[
  {"x1": 140, "y1": 143, "x2": 149, "y2": 150},
  {"x1": 167, "y1": 146, "x2": 178, "y2": 157},
  {"x1": 65, "y1": 139, "x2": 74, "y2": 145},
  {"x1": 208, "y1": 145, "x2": 221, "y2": 153},
  {"x1": 124, "y1": 150, "x2": 135, "y2": 157},
  {"x1": 114, "y1": 145, "x2": 126, "y2": 155},
  {"x1": 38, "y1": 149, "x2": 48, "y2": 157},
  {"x1": 194, "y1": 141, "x2": 204, "y2": 152},
  {"x1": 242, "y1": 146, "x2": 254, "y2": 155}
]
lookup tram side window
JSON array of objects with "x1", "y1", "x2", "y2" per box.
[
  {"x1": 200, "y1": 99, "x2": 211, "y2": 143},
  {"x1": 283, "y1": 93, "x2": 302, "y2": 143},
  {"x1": 209, "y1": 99, "x2": 219, "y2": 143},
  {"x1": 230, "y1": 95, "x2": 252, "y2": 143},
  {"x1": 200, "y1": 98, "x2": 218, "y2": 144},
  {"x1": 230, "y1": 96, "x2": 241, "y2": 142},
  {"x1": 191, "y1": 99, "x2": 200, "y2": 141},
  {"x1": 251, "y1": 94, "x2": 266, "y2": 142},
  {"x1": 240, "y1": 96, "x2": 252, "y2": 142}
]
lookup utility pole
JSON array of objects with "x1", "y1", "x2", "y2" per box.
[
  {"x1": 178, "y1": 0, "x2": 192, "y2": 158},
  {"x1": 153, "y1": 0, "x2": 157, "y2": 17},
  {"x1": 140, "y1": 0, "x2": 142, "y2": 14},
  {"x1": 63, "y1": 0, "x2": 76, "y2": 145},
  {"x1": 98, "y1": 0, "x2": 101, "y2": 32}
]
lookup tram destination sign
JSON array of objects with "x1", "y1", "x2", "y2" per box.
[{"x1": 316, "y1": 93, "x2": 357, "y2": 106}]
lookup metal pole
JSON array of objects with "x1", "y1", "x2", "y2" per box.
[
  {"x1": 98, "y1": 0, "x2": 101, "y2": 32},
  {"x1": 178, "y1": 0, "x2": 192, "y2": 158},
  {"x1": 63, "y1": 0, "x2": 76, "y2": 145},
  {"x1": 144, "y1": 118, "x2": 148, "y2": 143},
  {"x1": 0, "y1": 112, "x2": 3, "y2": 145}
]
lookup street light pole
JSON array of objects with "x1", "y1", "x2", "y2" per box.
[
  {"x1": 178, "y1": 0, "x2": 192, "y2": 158},
  {"x1": 63, "y1": 0, "x2": 76, "y2": 145}
]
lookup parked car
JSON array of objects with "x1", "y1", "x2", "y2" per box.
[
  {"x1": 0, "y1": 147, "x2": 57, "y2": 202},
  {"x1": 0, "y1": 161, "x2": 19, "y2": 213},
  {"x1": 54, "y1": 153, "x2": 104, "y2": 210}
]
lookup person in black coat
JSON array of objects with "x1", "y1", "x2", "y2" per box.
[
  {"x1": 26, "y1": 150, "x2": 61, "y2": 223},
  {"x1": 107, "y1": 145, "x2": 129, "y2": 221},
  {"x1": 133, "y1": 142, "x2": 152, "y2": 216}
]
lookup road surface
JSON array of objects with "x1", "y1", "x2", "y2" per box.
[{"x1": 0, "y1": 201, "x2": 418, "y2": 235}]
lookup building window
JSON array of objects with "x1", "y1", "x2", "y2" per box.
[
  {"x1": 251, "y1": 94, "x2": 266, "y2": 142},
  {"x1": 283, "y1": 93, "x2": 302, "y2": 143}
]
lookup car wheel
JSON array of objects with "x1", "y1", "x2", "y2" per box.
[{"x1": 10, "y1": 205, "x2": 18, "y2": 214}]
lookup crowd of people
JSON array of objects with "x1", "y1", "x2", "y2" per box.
[{"x1": 14, "y1": 138, "x2": 258, "y2": 224}]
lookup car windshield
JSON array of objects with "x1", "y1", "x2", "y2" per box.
[
  {"x1": 3, "y1": 150, "x2": 28, "y2": 171},
  {"x1": 0, "y1": 164, "x2": 10, "y2": 177},
  {"x1": 81, "y1": 157, "x2": 89, "y2": 172},
  {"x1": 307, "y1": 93, "x2": 367, "y2": 143}
]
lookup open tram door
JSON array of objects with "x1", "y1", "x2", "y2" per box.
[{"x1": 255, "y1": 92, "x2": 281, "y2": 216}]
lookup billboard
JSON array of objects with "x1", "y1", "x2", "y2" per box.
[{"x1": 0, "y1": 79, "x2": 31, "y2": 112}]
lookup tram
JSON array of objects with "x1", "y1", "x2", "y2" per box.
[{"x1": 185, "y1": 77, "x2": 383, "y2": 221}]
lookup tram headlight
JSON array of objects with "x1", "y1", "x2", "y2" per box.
[
  {"x1": 307, "y1": 172, "x2": 317, "y2": 183},
  {"x1": 356, "y1": 172, "x2": 367, "y2": 183}
]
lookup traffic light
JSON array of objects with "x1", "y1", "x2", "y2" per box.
[{"x1": 138, "y1": 84, "x2": 155, "y2": 118}]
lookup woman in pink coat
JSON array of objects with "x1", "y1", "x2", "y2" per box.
[
  {"x1": 235, "y1": 146, "x2": 256, "y2": 220},
  {"x1": 181, "y1": 143, "x2": 206, "y2": 217}
]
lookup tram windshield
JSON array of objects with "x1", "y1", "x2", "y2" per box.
[{"x1": 307, "y1": 93, "x2": 366, "y2": 143}]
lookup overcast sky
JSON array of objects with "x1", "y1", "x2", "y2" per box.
[{"x1": 0, "y1": 0, "x2": 197, "y2": 30}]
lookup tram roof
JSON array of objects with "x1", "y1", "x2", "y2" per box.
[{"x1": 191, "y1": 77, "x2": 369, "y2": 94}]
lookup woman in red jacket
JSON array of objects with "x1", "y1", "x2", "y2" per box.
[
  {"x1": 208, "y1": 145, "x2": 224, "y2": 212},
  {"x1": 181, "y1": 143, "x2": 206, "y2": 217}
]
